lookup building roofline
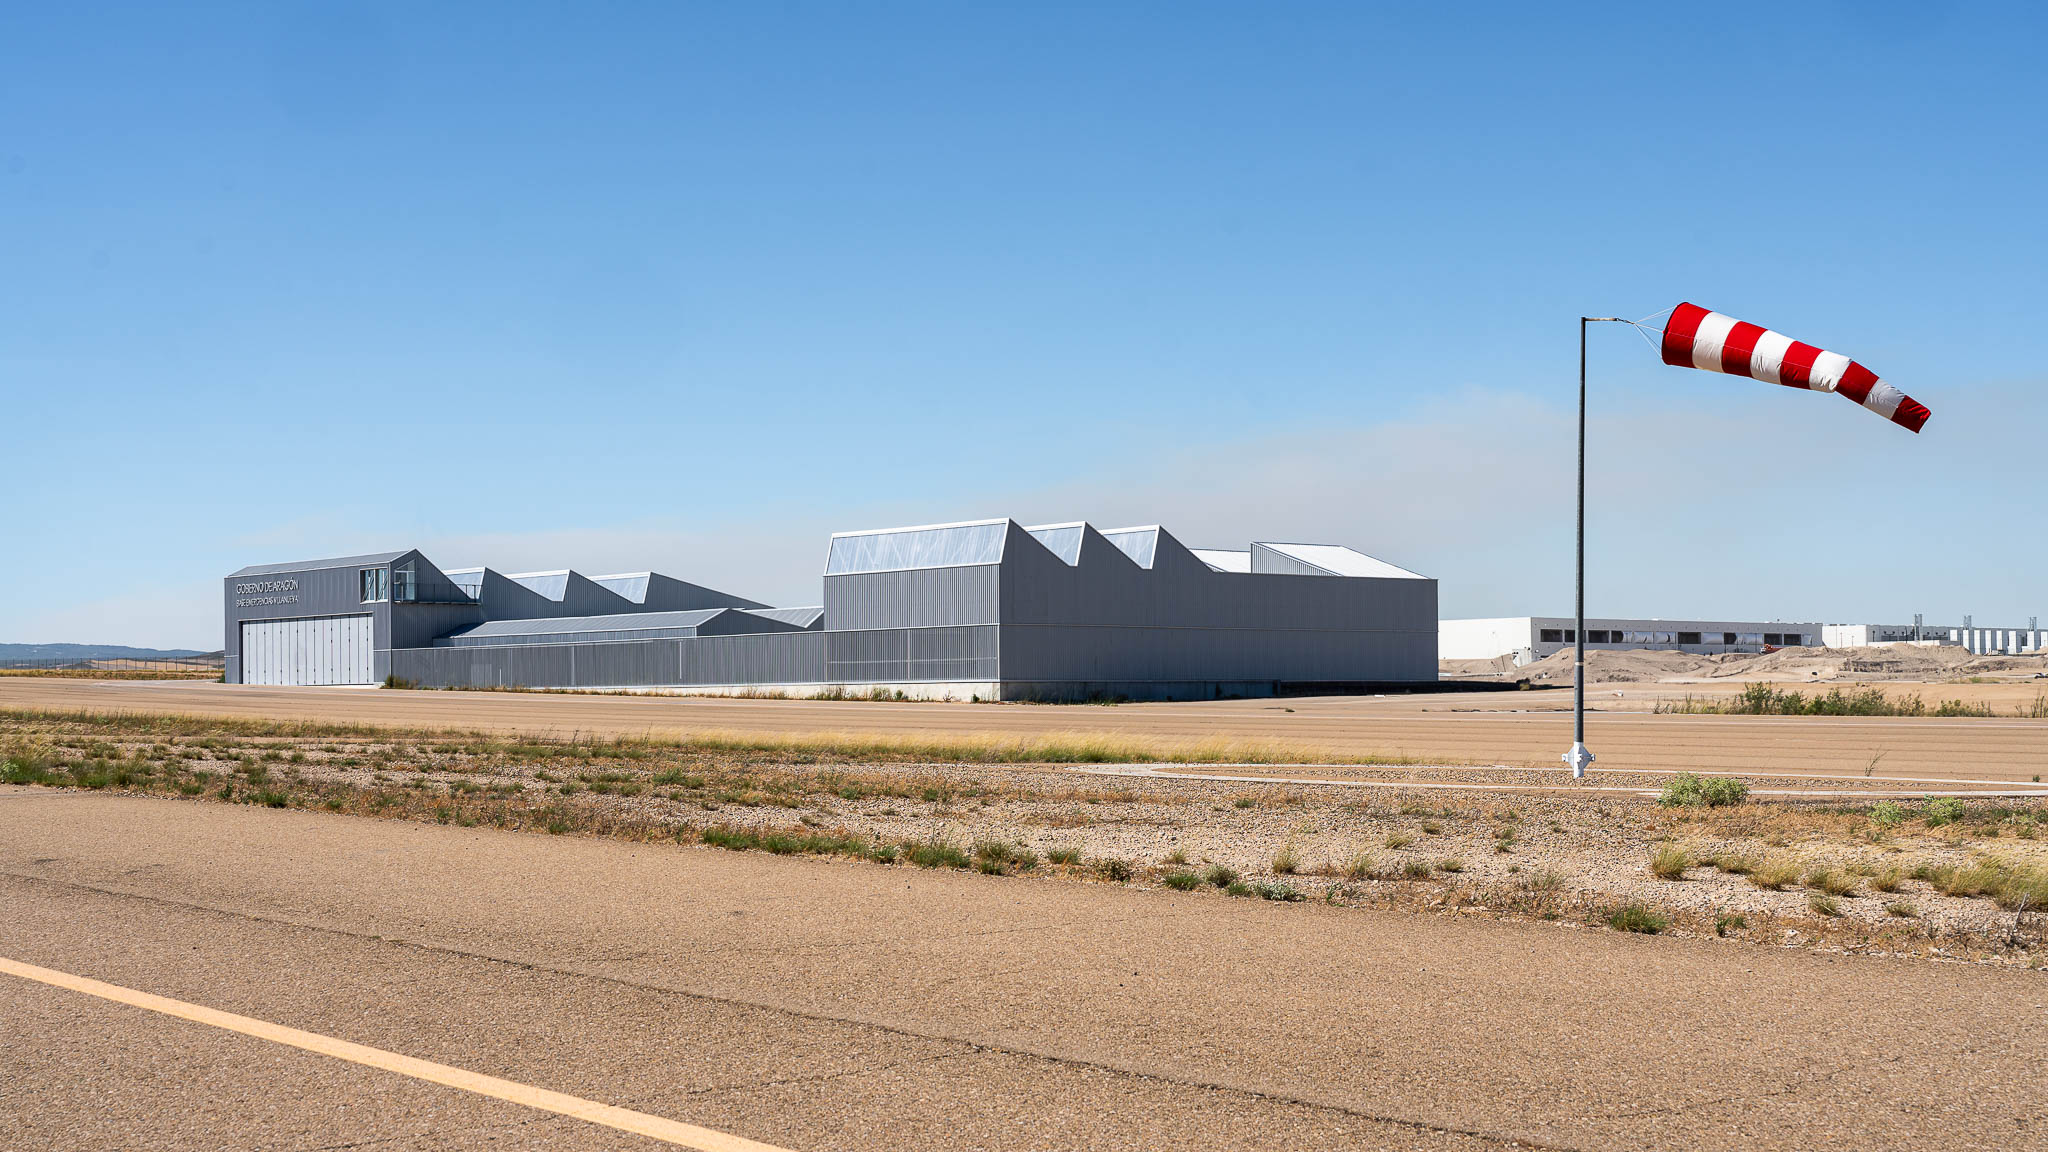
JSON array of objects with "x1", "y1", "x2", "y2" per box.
[{"x1": 827, "y1": 517, "x2": 1011, "y2": 539}]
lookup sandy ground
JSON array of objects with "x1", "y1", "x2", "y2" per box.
[
  {"x1": 3, "y1": 792, "x2": 2045, "y2": 1151},
  {"x1": 7, "y1": 677, "x2": 2048, "y2": 783}
]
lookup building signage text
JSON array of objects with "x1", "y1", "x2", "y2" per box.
[{"x1": 236, "y1": 578, "x2": 300, "y2": 607}]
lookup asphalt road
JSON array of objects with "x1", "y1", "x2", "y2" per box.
[
  {"x1": 6, "y1": 677, "x2": 2048, "y2": 783},
  {"x1": 2, "y1": 791, "x2": 2043, "y2": 1150}
]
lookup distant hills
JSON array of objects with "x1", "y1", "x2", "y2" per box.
[{"x1": 0, "y1": 643, "x2": 213, "y2": 661}]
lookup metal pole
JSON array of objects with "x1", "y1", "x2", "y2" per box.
[{"x1": 1565, "y1": 317, "x2": 1624, "y2": 780}]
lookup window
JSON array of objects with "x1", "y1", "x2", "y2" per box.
[
  {"x1": 1677, "y1": 632, "x2": 1702, "y2": 645},
  {"x1": 359, "y1": 567, "x2": 390, "y2": 603},
  {"x1": 1763, "y1": 633, "x2": 1784, "y2": 646},
  {"x1": 825, "y1": 522, "x2": 1008, "y2": 575},
  {"x1": 1539, "y1": 628, "x2": 1564, "y2": 644},
  {"x1": 1587, "y1": 630, "x2": 1612, "y2": 643},
  {"x1": 392, "y1": 562, "x2": 416, "y2": 603},
  {"x1": 1722, "y1": 632, "x2": 1738, "y2": 645}
]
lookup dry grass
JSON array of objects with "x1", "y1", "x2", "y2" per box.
[
  {"x1": 1270, "y1": 838, "x2": 1302, "y2": 875},
  {"x1": 0, "y1": 669, "x2": 221, "y2": 680},
  {"x1": 1649, "y1": 845, "x2": 1691, "y2": 881},
  {"x1": 1748, "y1": 859, "x2": 1803, "y2": 891},
  {"x1": 0, "y1": 706, "x2": 1420, "y2": 768},
  {"x1": 1803, "y1": 867, "x2": 1859, "y2": 898}
]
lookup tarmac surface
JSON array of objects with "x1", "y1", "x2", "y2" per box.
[
  {"x1": 5, "y1": 677, "x2": 2048, "y2": 783},
  {"x1": 2, "y1": 791, "x2": 2044, "y2": 1151}
]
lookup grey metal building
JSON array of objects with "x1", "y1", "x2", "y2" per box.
[{"x1": 224, "y1": 519, "x2": 1437, "y2": 699}]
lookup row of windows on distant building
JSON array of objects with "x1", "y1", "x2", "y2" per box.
[{"x1": 1537, "y1": 629, "x2": 1809, "y2": 647}]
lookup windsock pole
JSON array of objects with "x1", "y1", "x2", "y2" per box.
[{"x1": 1566, "y1": 317, "x2": 1626, "y2": 779}]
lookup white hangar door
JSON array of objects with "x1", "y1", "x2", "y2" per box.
[{"x1": 240, "y1": 615, "x2": 374, "y2": 685}]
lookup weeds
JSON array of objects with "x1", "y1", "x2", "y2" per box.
[
  {"x1": 1271, "y1": 839, "x2": 1302, "y2": 875},
  {"x1": 1659, "y1": 772, "x2": 1749, "y2": 808},
  {"x1": 909, "y1": 837, "x2": 970, "y2": 870},
  {"x1": 973, "y1": 840, "x2": 1035, "y2": 875},
  {"x1": 1606, "y1": 903, "x2": 1668, "y2": 934},
  {"x1": 1923, "y1": 797, "x2": 1966, "y2": 827},
  {"x1": 1709, "y1": 852, "x2": 1755, "y2": 876},
  {"x1": 1649, "y1": 845, "x2": 1691, "y2": 880},
  {"x1": 1803, "y1": 867, "x2": 1858, "y2": 897},
  {"x1": 1749, "y1": 860, "x2": 1802, "y2": 891}
]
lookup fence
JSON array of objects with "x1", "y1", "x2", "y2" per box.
[{"x1": 0, "y1": 655, "x2": 226, "y2": 674}]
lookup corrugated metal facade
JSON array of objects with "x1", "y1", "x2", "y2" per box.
[
  {"x1": 229, "y1": 517, "x2": 1437, "y2": 698},
  {"x1": 389, "y1": 632, "x2": 828, "y2": 689}
]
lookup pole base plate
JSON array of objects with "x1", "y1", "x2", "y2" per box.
[{"x1": 1562, "y1": 743, "x2": 1596, "y2": 779}]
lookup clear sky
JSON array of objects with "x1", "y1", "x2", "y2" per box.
[{"x1": 5, "y1": 2, "x2": 2043, "y2": 649}]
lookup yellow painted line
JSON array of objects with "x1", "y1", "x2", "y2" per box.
[{"x1": 0, "y1": 955, "x2": 791, "y2": 1152}]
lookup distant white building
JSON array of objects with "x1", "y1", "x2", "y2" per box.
[
  {"x1": 1824, "y1": 623, "x2": 2045, "y2": 655},
  {"x1": 1443, "y1": 616, "x2": 2047, "y2": 665},
  {"x1": 1440, "y1": 617, "x2": 1823, "y2": 666}
]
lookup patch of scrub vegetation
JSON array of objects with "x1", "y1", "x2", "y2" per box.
[
  {"x1": 1655, "y1": 684, "x2": 1977, "y2": 717},
  {"x1": 1648, "y1": 844, "x2": 1691, "y2": 880},
  {"x1": 1658, "y1": 772, "x2": 1750, "y2": 808},
  {"x1": 1605, "y1": 903, "x2": 1669, "y2": 934},
  {"x1": 11, "y1": 707, "x2": 2048, "y2": 960}
]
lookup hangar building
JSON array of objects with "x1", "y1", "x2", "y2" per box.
[{"x1": 225, "y1": 519, "x2": 1437, "y2": 700}]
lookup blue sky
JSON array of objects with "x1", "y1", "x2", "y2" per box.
[{"x1": 4, "y1": 2, "x2": 2043, "y2": 648}]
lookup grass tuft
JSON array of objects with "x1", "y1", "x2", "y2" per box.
[
  {"x1": 1605, "y1": 903, "x2": 1668, "y2": 934},
  {"x1": 1270, "y1": 839, "x2": 1301, "y2": 875},
  {"x1": 1748, "y1": 860, "x2": 1802, "y2": 891},
  {"x1": 1649, "y1": 845, "x2": 1691, "y2": 881}
]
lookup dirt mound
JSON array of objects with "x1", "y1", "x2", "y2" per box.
[
  {"x1": 1505, "y1": 648, "x2": 1716, "y2": 685},
  {"x1": 1443, "y1": 645, "x2": 2048, "y2": 687},
  {"x1": 1439, "y1": 656, "x2": 1523, "y2": 679}
]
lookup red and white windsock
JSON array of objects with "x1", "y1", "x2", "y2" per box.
[{"x1": 1660, "y1": 302, "x2": 1931, "y2": 433}]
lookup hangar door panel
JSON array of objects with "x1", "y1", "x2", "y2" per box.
[{"x1": 241, "y1": 615, "x2": 374, "y2": 685}]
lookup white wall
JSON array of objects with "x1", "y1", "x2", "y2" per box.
[{"x1": 1438, "y1": 617, "x2": 1534, "y2": 661}]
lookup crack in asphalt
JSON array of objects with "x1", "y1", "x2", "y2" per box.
[
  {"x1": 2, "y1": 869, "x2": 1576, "y2": 1150},
  {"x1": 673, "y1": 1048, "x2": 976, "y2": 1102}
]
